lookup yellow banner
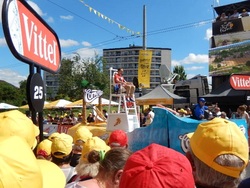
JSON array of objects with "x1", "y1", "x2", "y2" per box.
[{"x1": 138, "y1": 50, "x2": 152, "y2": 88}]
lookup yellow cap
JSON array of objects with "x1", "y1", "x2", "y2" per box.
[
  {"x1": 0, "y1": 136, "x2": 66, "y2": 188},
  {"x1": 178, "y1": 108, "x2": 187, "y2": 114},
  {"x1": 36, "y1": 139, "x2": 52, "y2": 157},
  {"x1": 74, "y1": 126, "x2": 93, "y2": 144},
  {"x1": 0, "y1": 110, "x2": 39, "y2": 149},
  {"x1": 51, "y1": 133, "x2": 73, "y2": 159},
  {"x1": 48, "y1": 132, "x2": 60, "y2": 141},
  {"x1": 81, "y1": 136, "x2": 110, "y2": 162},
  {"x1": 37, "y1": 159, "x2": 66, "y2": 188},
  {"x1": 189, "y1": 118, "x2": 248, "y2": 178},
  {"x1": 0, "y1": 136, "x2": 43, "y2": 187}
]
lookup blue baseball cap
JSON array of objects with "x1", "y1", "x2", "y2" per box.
[{"x1": 199, "y1": 98, "x2": 206, "y2": 102}]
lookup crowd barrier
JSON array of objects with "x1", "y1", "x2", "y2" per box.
[{"x1": 127, "y1": 107, "x2": 248, "y2": 154}]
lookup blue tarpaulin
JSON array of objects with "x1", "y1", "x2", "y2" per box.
[{"x1": 128, "y1": 107, "x2": 248, "y2": 154}]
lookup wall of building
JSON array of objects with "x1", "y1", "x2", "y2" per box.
[{"x1": 103, "y1": 45, "x2": 172, "y2": 91}]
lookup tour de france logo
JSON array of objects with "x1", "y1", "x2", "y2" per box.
[
  {"x1": 178, "y1": 133, "x2": 190, "y2": 153},
  {"x1": 239, "y1": 124, "x2": 246, "y2": 135},
  {"x1": 220, "y1": 21, "x2": 234, "y2": 33}
]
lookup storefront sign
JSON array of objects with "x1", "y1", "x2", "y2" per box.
[
  {"x1": 230, "y1": 74, "x2": 250, "y2": 90},
  {"x1": 2, "y1": 0, "x2": 61, "y2": 73}
]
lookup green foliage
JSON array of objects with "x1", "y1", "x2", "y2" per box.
[
  {"x1": 173, "y1": 65, "x2": 187, "y2": 81},
  {"x1": 209, "y1": 65, "x2": 214, "y2": 71},
  {"x1": 0, "y1": 80, "x2": 26, "y2": 106},
  {"x1": 246, "y1": 61, "x2": 250, "y2": 66},
  {"x1": 56, "y1": 54, "x2": 109, "y2": 100},
  {"x1": 214, "y1": 56, "x2": 223, "y2": 63}
]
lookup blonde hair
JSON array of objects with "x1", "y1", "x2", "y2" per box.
[
  {"x1": 75, "y1": 158, "x2": 100, "y2": 177},
  {"x1": 188, "y1": 148, "x2": 246, "y2": 188}
]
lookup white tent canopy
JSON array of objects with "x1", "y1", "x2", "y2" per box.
[
  {"x1": 44, "y1": 99, "x2": 72, "y2": 109},
  {"x1": 19, "y1": 101, "x2": 49, "y2": 109},
  {"x1": 90, "y1": 98, "x2": 119, "y2": 105},
  {"x1": 66, "y1": 98, "x2": 118, "y2": 108},
  {"x1": 0, "y1": 103, "x2": 18, "y2": 109}
]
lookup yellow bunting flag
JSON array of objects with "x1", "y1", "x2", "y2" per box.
[
  {"x1": 79, "y1": 0, "x2": 140, "y2": 36},
  {"x1": 138, "y1": 50, "x2": 152, "y2": 88}
]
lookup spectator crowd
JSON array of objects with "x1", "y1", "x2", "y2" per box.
[{"x1": 0, "y1": 107, "x2": 250, "y2": 188}]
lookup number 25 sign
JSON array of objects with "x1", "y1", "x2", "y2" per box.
[{"x1": 27, "y1": 73, "x2": 45, "y2": 112}]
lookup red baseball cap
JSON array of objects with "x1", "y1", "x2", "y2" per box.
[
  {"x1": 120, "y1": 143, "x2": 195, "y2": 188},
  {"x1": 108, "y1": 130, "x2": 128, "y2": 148}
]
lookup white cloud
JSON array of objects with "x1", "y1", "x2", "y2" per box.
[
  {"x1": 46, "y1": 17, "x2": 54, "y2": 23},
  {"x1": 204, "y1": 28, "x2": 212, "y2": 40},
  {"x1": 60, "y1": 39, "x2": 79, "y2": 48},
  {"x1": 0, "y1": 69, "x2": 27, "y2": 87},
  {"x1": 62, "y1": 48, "x2": 102, "y2": 60},
  {"x1": 75, "y1": 48, "x2": 102, "y2": 58},
  {"x1": 180, "y1": 53, "x2": 208, "y2": 64},
  {"x1": 0, "y1": 38, "x2": 6, "y2": 46},
  {"x1": 196, "y1": 21, "x2": 207, "y2": 27},
  {"x1": 171, "y1": 60, "x2": 180, "y2": 67},
  {"x1": 82, "y1": 41, "x2": 92, "y2": 47},
  {"x1": 186, "y1": 74, "x2": 196, "y2": 79},
  {"x1": 60, "y1": 15, "x2": 73, "y2": 20},
  {"x1": 27, "y1": 1, "x2": 44, "y2": 16},
  {"x1": 185, "y1": 66, "x2": 204, "y2": 71},
  {"x1": 172, "y1": 53, "x2": 208, "y2": 68}
]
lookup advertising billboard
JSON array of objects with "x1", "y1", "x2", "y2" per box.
[
  {"x1": 2, "y1": 0, "x2": 61, "y2": 73},
  {"x1": 209, "y1": 40, "x2": 250, "y2": 76}
]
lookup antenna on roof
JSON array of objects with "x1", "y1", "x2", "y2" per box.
[
  {"x1": 159, "y1": 65, "x2": 170, "y2": 83},
  {"x1": 159, "y1": 65, "x2": 178, "y2": 84}
]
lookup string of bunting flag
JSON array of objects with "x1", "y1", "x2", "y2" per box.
[{"x1": 79, "y1": 0, "x2": 141, "y2": 36}]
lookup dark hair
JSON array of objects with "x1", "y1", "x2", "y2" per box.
[
  {"x1": 51, "y1": 152, "x2": 73, "y2": 166},
  {"x1": 88, "y1": 150, "x2": 101, "y2": 163}
]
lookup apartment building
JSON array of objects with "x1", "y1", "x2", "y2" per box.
[
  {"x1": 103, "y1": 45, "x2": 172, "y2": 90},
  {"x1": 43, "y1": 45, "x2": 171, "y2": 99},
  {"x1": 43, "y1": 71, "x2": 59, "y2": 100}
]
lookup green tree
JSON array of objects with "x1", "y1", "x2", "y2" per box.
[
  {"x1": 19, "y1": 80, "x2": 28, "y2": 105},
  {"x1": 0, "y1": 81, "x2": 22, "y2": 106},
  {"x1": 173, "y1": 65, "x2": 187, "y2": 81},
  {"x1": 246, "y1": 61, "x2": 250, "y2": 66},
  {"x1": 57, "y1": 58, "x2": 75, "y2": 99},
  {"x1": 56, "y1": 55, "x2": 109, "y2": 100}
]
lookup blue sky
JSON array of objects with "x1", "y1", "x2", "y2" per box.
[{"x1": 0, "y1": 0, "x2": 237, "y2": 87}]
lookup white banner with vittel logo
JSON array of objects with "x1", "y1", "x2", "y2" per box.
[
  {"x1": 2, "y1": 0, "x2": 61, "y2": 73},
  {"x1": 230, "y1": 74, "x2": 250, "y2": 90}
]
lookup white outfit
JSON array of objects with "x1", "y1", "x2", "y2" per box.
[
  {"x1": 148, "y1": 111, "x2": 155, "y2": 119},
  {"x1": 65, "y1": 182, "x2": 86, "y2": 188},
  {"x1": 215, "y1": 111, "x2": 221, "y2": 117},
  {"x1": 241, "y1": 112, "x2": 250, "y2": 127},
  {"x1": 61, "y1": 166, "x2": 77, "y2": 183},
  {"x1": 230, "y1": 12, "x2": 239, "y2": 19}
]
